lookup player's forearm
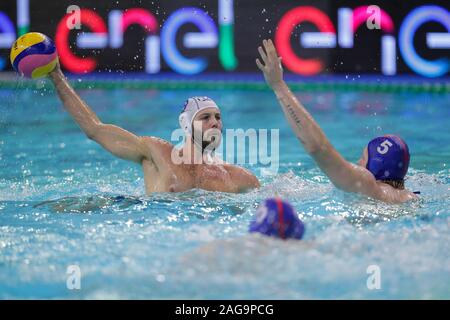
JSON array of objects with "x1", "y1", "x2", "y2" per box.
[
  {"x1": 272, "y1": 81, "x2": 362, "y2": 190},
  {"x1": 49, "y1": 69, "x2": 101, "y2": 137},
  {"x1": 271, "y1": 81, "x2": 332, "y2": 155}
]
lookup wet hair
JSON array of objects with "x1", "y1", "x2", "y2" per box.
[{"x1": 381, "y1": 179, "x2": 405, "y2": 190}]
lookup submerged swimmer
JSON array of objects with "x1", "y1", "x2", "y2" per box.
[
  {"x1": 48, "y1": 63, "x2": 259, "y2": 194},
  {"x1": 256, "y1": 39, "x2": 418, "y2": 203},
  {"x1": 249, "y1": 198, "x2": 305, "y2": 240},
  {"x1": 181, "y1": 198, "x2": 308, "y2": 268}
]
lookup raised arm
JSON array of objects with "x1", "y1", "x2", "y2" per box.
[
  {"x1": 256, "y1": 39, "x2": 383, "y2": 199},
  {"x1": 48, "y1": 64, "x2": 148, "y2": 163}
]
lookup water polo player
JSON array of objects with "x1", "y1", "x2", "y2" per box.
[
  {"x1": 256, "y1": 39, "x2": 418, "y2": 203},
  {"x1": 11, "y1": 33, "x2": 260, "y2": 194},
  {"x1": 48, "y1": 63, "x2": 259, "y2": 194}
]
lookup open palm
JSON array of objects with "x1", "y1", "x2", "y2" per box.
[{"x1": 256, "y1": 39, "x2": 283, "y2": 89}]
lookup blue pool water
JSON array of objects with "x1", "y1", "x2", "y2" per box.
[{"x1": 0, "y1": 82, "x2": 449, "y2": 299}]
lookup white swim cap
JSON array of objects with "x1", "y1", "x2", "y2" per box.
[{"x1": 179, "y1": 97, "x2": 220, "y2": 135}]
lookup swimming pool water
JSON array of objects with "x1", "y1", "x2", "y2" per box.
[{"x1": 0, "y1": 83, "x2": 449, "y2": 299}]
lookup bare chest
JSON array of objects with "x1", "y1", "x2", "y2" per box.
[
  {"x1": 193, "y1": 164, "x2": 237, "y2": 192},
  {"x1": 142, "y1": 160, "x2": 239, "y2": 193}
]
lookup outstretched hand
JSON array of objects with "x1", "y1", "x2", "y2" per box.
[{"x1": 256, "y1": 39, "x2": 284, "y2": 89}]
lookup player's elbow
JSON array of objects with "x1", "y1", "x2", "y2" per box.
[
  {"x1": 86, "y1": 132, "x2": 95, "y2": 140},
  {"x1": 85, "y1": 123, "x2": 104, "y2": 140},
  {"x1": 305, "y1": 144, "x2": 319, "y2": 155},
  {"x1": 85, "y1": 130, "x2": 98, "y2": 141},
  {"x1": 307, "y1": 141, "x2": 330, "y2": 157}
]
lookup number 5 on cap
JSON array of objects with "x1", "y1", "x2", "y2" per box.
[{"x1": 377, "y1": 140, "x2": 393, "y2": 154}]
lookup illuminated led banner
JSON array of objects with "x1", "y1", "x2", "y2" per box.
[{"x1": 0, "y1": 0, "x2": 448, "y2": 77}]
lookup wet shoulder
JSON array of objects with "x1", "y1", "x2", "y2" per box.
[
  {"x1": 378, "y1": 182, "x2": 419, "y2": 203},
  {"x1": 222, "y1": 163, "x2": 260, "y2": 188},
  {"x1": 140, "y1": 136, "x2": 176, "y2": 165}
]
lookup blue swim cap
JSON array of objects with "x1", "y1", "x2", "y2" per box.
[
  {"x1": 366, "y1": 135, "x2": 410, "y2": 181},
  {"x1": 249, "y1": 198, "x2": 305, "y2": 240}
]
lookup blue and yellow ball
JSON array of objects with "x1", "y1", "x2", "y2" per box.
[{"x1": 10, "y1": 32, "x2": 58, "y2": 79}]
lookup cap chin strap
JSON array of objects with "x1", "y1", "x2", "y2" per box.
[
  {"x1": 190, "y1": 133, "x2": 216, "y2": 162},
  {"x1": 191, "y1": 134, "x2": 203, "y2": 151}
]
